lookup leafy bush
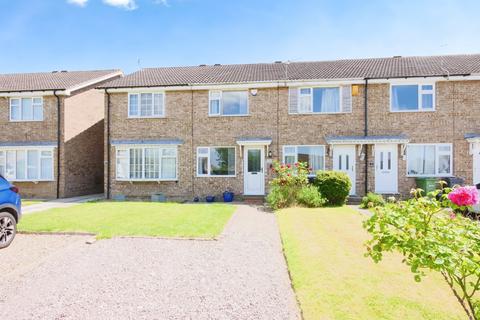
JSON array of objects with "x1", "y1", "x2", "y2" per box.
[
  {"x1": 314, "y1": 171, "x2": 351, "y2": 206},
  {"x1": 297, "y1": 185, "x2": 326, "y2": 208},
  {"x1": 360, "y1": 192, "x2": 386, "y2": 209},
  {"x1": 364, "y1": 188, "x2": 480, "y2": 320},
  {"x1": 267, "y1": 161, "x2": 311, "y2": 209}
]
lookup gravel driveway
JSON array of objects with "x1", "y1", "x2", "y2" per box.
[{"x1": 1, "y1": 205, "x2": 300, "y2": 320}]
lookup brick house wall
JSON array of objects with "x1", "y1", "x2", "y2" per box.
[
  {"x1": 0, "y1": 95, "x2": 59, "y2": 198},
  {"x1": 106, "y1": 80, "x2": 480, "y2": 200}
]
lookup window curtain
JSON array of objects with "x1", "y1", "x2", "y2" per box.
[{"x1": 320, "y1": 88, "x2": 340, "y2": 112}]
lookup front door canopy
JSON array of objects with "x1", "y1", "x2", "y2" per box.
[
  {"x1": 325, "y1": 135, "x2": 409, "y2": 145},
  {"x1": 236, "y1": 137, "x2": 272, "y2": 146}
]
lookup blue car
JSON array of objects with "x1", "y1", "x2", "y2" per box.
[{"x1": 0, "y1": 175, "x2": 21, "y2": 249}]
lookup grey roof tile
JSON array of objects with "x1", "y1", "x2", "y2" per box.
[
  {"x1": 0, "y1": 70, "x2": 121, "y2": 92},
  {"x1": 100, "y1": 54, "x2": 480, "y2": 88}
]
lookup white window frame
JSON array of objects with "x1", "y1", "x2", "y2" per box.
[
  {"x1": 297, "y1": 86, "x2": 343, "y2": 114},
  {"x1": 115, "y1": 145, "x2": 178, "y2": 181},
  {"x1": 208, "y1": 90, "x2": 249, "y2": 117},
  {"x1": 196, "y1": 146, "x2": 236, "y2": 177},
  {"x1": 406, "y1": 143, "x2": 453, "y2": 177},
  {"x1": 9, "y1": 97, "x2": 44, "y2": 122},
  {"x1": 390, "y1": 82, "x2": 435, "y2": 112},
  {"x1": 282, "y1": 145, "x2": 326, "y2": 175},
  {"x1": 0, "y1": 147, "x2": 54, "y2": 181},
  {"x1": 127, "y1": 92, "x2": 166, "y2": 118}
]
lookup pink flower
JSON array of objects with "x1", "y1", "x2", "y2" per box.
[
  {"x1": 448, "y1": 186, "x2": 479, "y2": 207},
  {"x1": 287, "y1": 164, "x2": 291, "y2": 168}
]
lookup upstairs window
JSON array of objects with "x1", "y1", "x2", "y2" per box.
[
  {"x1": 391, "y1": 84, "x2": 434, "y2": 111},
  {"x1": 298, "y1": 87, "x2": 341, "y2": 113},
  {"x1": 10, "y1": 97, "x2": 43, "y2": 121},
  {"x1": 283, "y1": 145, "x2": 325, "y2": 174},
  {"x1": 406, "y1": 144, "x2": 452, "y2": 176},
  {"x1": 128, "y1": 93, "x2": 165, "y2": 118},
  {"x1": 209, "y1": 90, "x2": 248, "y2": 116}
]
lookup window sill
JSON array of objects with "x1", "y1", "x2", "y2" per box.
[
  {"x1": 9, "y1": 120, "x2": 44, "y2": 122},
  {"x1": 9, "y1": 179, "x2": 54, "y2": 182},
  {"x1": 390, "y1": 109, "x2": 435, "y2": 113},
  {"x1": 407, "y1": 174, "x2": 453, "y2": 178},
  {"x1": 116, "y1": 179, "x2": 178, "y2": 182},
  {"x1": 208, "y1": 114, "x2": 250, "y2": 118},
  {"x1": 288, "y1": 112, "x2": 350, "y2": 115},
  {"x1": 196, "y1": 175, "x2": 237, "y2": 178},
  {"x1": 127, "y1": 116, "x2": 166, "y2": 119}
]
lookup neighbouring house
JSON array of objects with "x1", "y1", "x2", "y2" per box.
[
  {"x1": 99, "y1": 54, "x2": 480, "y2": 201},
  {"x1": 0, "y1": 69, "x2": 122, "y2": 199}
]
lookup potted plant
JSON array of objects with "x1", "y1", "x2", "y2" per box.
[
  {"x1": 205, "y1": 195, "x2": 215, "y2": 203},
  {"x1": 223, "y1": 189, "x2": 234, "y2": 202}
]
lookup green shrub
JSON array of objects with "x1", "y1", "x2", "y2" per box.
[
  {"x1": 297, "y1": 185, "x2": 326, "y2": 208},
  {"x1": 267, "y1": 185, "x2": 295, "y2": 210},
  {"x1": 360, "y1": 192, "x2": 386, "y2": 209},
  {"x1": 267, "y1": 161, "x2": 310, "y2": 209},
  {"x1": 314, "y1": 171, "x2": 351, "y2": 206}
]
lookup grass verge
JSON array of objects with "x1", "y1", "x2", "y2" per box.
[{"x1": 277, "y1": 206, "x2": 465, "y2": 320}]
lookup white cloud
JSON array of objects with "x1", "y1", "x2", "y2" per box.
[
  {"x1": 103, "y1": 0, "x2": 138, "y2": 10},
  {"x1": 67, "y1": 0, "x2": 88, "y2": 7},
  {"x1": 154, "y1": 0, "x2": 169, "y2": 6}
]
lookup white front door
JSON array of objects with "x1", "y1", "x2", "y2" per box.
[
  {"x1": 244, "y1": 147, "x2": 265, "y2": 195},
  {"x1": 473, "y1": 143, "x2": 480, "y2": 185},
  {"x1": 375, "y1": 144, "x2": 398, "y2": 194},
  {"x1": 333, "y1": 145, "x2": 356, "y2": 195}
]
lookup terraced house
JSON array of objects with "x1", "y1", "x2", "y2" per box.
[
  {"x1": 99, "y1": 54, "x2": 480, "y2": 201},
  {"x1": 0, "y1": 70, "x2": 122, "y2": 199}
]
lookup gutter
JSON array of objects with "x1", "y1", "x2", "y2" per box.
[
  {"x1": 105, "y1": 89, "x2": 111, "y2": 199},
  {"x1": 53, "y1": 91, "x2": 61, "y2": 199},
  {"x1": 363, "y1": 79, "x2": 369, "y2": 195}
]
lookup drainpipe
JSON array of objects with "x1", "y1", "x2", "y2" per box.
[
  {"x1": 190, "y1": 87, "x2": 195, "y2": 198},
  {"x1": 105, "y1": 89, "x2": 111, "y2": 199},
  {"x1": 54, "y1": 91, "x2": 61, "y2": 199},
  {"x1": 363, "y1": 79, "x2": 369, "y2": 195}
]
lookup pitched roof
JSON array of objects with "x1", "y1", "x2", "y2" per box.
[
  {"x1": 0, "y1": 69, "x2": 122, "y2": 93},
  {"x1": 100, "y1": 54, "x2": 480, "y2": 88}
]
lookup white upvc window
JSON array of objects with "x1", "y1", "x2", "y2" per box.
[
  {"x1": 391, "y1": 83, "x2": 435, "y2": 112},
  {"x1": 283, "y1": 145, "x2": 325, "y2": 175},
  {"x1": 208, "y1": 90, "x2": 248, "y2": 116},
  {"x1": 298, "y1": 87, "x2": 341, "y2": 113},
  {"x1": 10, "y1": 97, "x2": 43, "y2": 121},
  {"x1": 197, "y1": 147, "x2": 236, "y2": 177},
  {"x1": 0, "y1": 148, "x2": 54, "y2": 181},
  {"x1": 406, "y1": 143, "x2": 452, "y2": 177},
  {"x1": 128, "y1": 92, "x2": 165, "y2": 118},
  {"x1": 115, "y1": 146, "x2": 177, "y2": 181}
]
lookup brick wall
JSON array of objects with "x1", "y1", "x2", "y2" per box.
[{"x1": 106, "y1": 80, "x2": 480, "y2": 200}]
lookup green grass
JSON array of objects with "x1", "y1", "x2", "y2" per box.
[
  {"x1": 19, "y1": 201, "x2": 235, "y2": 239},
  {"x1": 22, "y1": 200, "x2": 44, "y2": 206},
  {"x1": 277, "y1": 206, "x2": 466, "y2": 320}
]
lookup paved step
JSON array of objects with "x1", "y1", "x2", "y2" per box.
[
  {"x1": 347, "y1": 196, "x2": 363, "y2": 205},
  {"x1": 243, "y1": 195, "x2": 266, "y2": 205}
]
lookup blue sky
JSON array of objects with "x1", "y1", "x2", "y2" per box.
[{"x1": 1, "y1": 0, "x2": 480, "y2": 74}]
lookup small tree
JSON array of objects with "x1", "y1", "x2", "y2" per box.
[{"x1": 364, "y1": 187, "x2": 480, "y2": 319}]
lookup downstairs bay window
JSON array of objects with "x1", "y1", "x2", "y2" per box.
[
  {"x1": 116, "y1": 146, "x2": 177, "y2": 181},
  {"x1": 0, "y1": 148, "x2": 54, "y2": 181},
  {"x1": 406, "y1": 144, "x2": 452, "y2": 176},
  {"x1": 283, "y1": 145, "x2": 325, "y2": 174},
  {"x1": 197, "y1": 147, "x2": 236, "y2": 176}
]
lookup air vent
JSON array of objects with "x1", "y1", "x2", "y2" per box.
[
  {"x1": 274, "y1": 61, "x2": 282, "y2": 64},
  {"x1": 214, "y1": 64, "x2": 221, "y2": 66},
  {"x1": 393, "y1": 55, "x2": 402, "y2": 59},
  {"x1": 199, "y1": 64, "x2": 207, "y2": 67}
]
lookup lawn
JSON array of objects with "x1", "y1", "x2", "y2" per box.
[
  {"x1": 277, "y1": 206, "x2": 466, "y2": 320},
  {"x1": 19, "y1": 201, "x2": 235, "y2": 239}
]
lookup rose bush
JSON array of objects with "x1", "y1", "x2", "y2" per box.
[
  {"x1": 267, "y1": 161, "x2": 325, "y2": 209},
  {"x1": 364, "y1": 187, "x2": 480, "y2": 319}
]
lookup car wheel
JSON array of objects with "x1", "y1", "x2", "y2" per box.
[{"x1": 0, "y1": 211, "x2": 16, "y2": 249}]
